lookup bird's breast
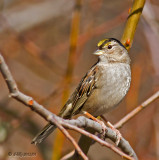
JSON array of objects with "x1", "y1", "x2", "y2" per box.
[{"x1": 83, "y1": 63, "x2": 131, "y2": 116}]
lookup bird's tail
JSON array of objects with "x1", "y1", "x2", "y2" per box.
[
  {"x1": 31, "y1": 123, "x2": 56, "y2": 144},
  {"x1": 32, "y1": 106, "x2": 70, "y2": 144}
]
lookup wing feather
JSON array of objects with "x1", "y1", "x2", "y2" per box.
[{"x1": 59, "y1": 66, "x2": 98, "y2": 118}]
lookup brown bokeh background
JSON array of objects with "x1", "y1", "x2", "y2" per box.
[{"x1": 0, "y1": 0, "x2": 159, "y2": 160}]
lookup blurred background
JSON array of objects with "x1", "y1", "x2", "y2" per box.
[{"x1": 0, "y1": 0, "x2": 159, "y2": 160}]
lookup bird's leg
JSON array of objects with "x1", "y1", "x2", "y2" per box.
[
  {"x1": 101, "y1": 115, "x2": 122, "y2": 146},
  {"x1": 83, "y1": 111, "x2": 107, "y2": 139}
]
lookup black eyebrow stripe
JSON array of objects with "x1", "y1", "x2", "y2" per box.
[{"x1": 109, "y1": 38, "x2": 126, "y2": 49}]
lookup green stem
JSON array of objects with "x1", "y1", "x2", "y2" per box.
[{"x1": 121, "y1": 0, "x2": 146, "y2": 51}]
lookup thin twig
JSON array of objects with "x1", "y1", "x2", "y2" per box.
[
  {"x1": 60, "y1": 150, "x2": 75, "y2": 160},
  {"x1": 115, "y1": 91, "x2": 159, "y2": 129},
  {"x1": 52, "y1": 116, "x2": 88, "y2": 160}
]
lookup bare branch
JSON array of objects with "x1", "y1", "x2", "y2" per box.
[
  {"x1": 0, "y1": 54, "x2": 87, "y2": 160},
  {"x1": 115, "y1": 91, "x2": 159, "y2": 129},
  {"x1": 61, "y1": 150, "x2": 74, "y2": 160},
  {"x1": 63, "y1": 117, "x2": 136, "y2": 160},
  {"x1": 51, "y1": 116, "x2": 88, "y2": 160}
]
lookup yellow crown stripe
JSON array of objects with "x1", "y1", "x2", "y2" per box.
[
  {"x1": 97, "y1": 39, "x2": 108, "y2": 47},
  {"x1": 97, "y1": 39, "x2": 112, "y2": 48}
]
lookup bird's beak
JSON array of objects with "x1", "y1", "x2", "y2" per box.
[{"x1": 93, "y1": 50, "x2": 104, "y2": 56}]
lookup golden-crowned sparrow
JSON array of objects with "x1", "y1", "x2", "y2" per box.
[{"x1": 32, "y1": 38, "x2": 131, "y2": 144}]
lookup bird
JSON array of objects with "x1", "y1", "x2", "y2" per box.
[{"x1": 32, "y1": 38, "x2": 131, "y2": 144}]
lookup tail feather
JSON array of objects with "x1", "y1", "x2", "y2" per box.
[
  {"x1": 31, "y1": 123, "x2": 56, "y2": 144},
  {"x1": 32, "y1": 109, "x2": 69, "y2": 144}
]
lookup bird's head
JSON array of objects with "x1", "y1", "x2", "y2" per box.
[{"x1": 94, "y1": 38, "x2": 130, "y2": 64}]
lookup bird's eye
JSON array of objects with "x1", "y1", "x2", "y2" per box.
[{"x1": 108, "y1": 45, "x2": 112, "y2": 49}]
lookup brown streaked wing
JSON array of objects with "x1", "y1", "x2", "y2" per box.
[
  {"x1": 59, "y1": 66, "x2": 98, "y2": 118},
  {"x1": 71, "y1": 66, "x2": 98, "y2": 116}
]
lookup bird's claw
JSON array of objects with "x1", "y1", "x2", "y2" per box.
[
  {"x1": 98, "y1": 120, "x2": 107, "y2": 140},
  {"x1": 112, "y1": 128, "x2": 122, "y2": 146}
]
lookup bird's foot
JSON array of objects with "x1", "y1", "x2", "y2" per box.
[
  {"x1": 98, "y1": 120, "x2": 107, "y2": 140},
  {"x1": 101, "y1": 115, "x2": 122, "y2": 146},
  {"x1": 106, "y1": 121, "x2": 122, "y2": 146},
  {"x1": 114, "y1": 128, "x2": 122, "y2": 146},
  {"x1": 83, "y1": 111, "x2": 107, "y2": 139}
]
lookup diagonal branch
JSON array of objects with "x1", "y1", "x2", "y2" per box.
[
  {"x1": 51, "y1": 116, "x2": 88, "y2": 160},
  {"x1": 115, "y1": 91, "x2": 159, "y2": 129},
  {"x1": 0, "y1": 54, "x2": 88, "y2": 160}
]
